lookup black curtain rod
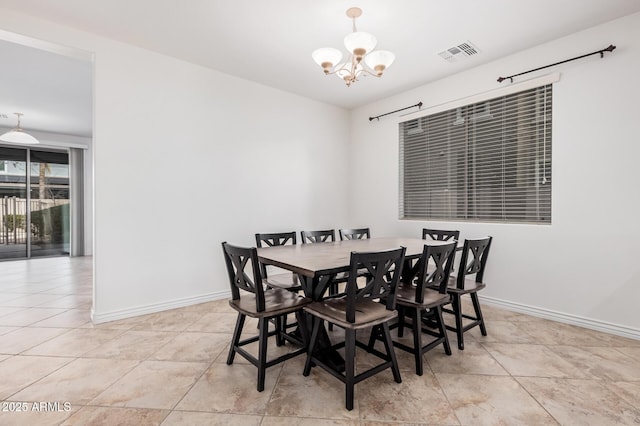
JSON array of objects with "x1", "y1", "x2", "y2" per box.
[
  {"x1": 497, "y1": 44, "x2": 616, "y2": 83},
  {"x1": 369, "y1": 102, "x2": 422, "y2": 121}
]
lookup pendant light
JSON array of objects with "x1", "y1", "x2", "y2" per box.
[{"x1": 0, "y1": 113, "x2": 39, "y2": 144}]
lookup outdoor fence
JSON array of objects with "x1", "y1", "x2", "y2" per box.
[{"x1": 0, "y1": 196, "x2": 69, "y2": 245}]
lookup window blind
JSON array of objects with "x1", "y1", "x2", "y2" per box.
[{"x1": 399, "y1": 84, "x2": 552, "y2": 223}]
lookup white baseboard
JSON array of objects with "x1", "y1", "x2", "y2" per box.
[
  {"x1": 479, "y1": 295, "x2": 640, "y2": 341},
  {"x1": 91, "y1": 290, "x2": 231, "y2": 324},
  {"x1": 90, "y1": 291, "x2": 640, "y2": 341}
]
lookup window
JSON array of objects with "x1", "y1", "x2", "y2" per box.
[{"x1": 399, "y1": 84, "x2": 552, "y2": 223}]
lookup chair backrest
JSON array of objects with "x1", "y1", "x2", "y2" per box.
[
  {"x1": 339, "y1": 228, "x2": 370, "y2": 241},
  {"x1": 255, "y1": 232, "x2": 297, "y2": 278},
  {"x1": 456, "y1": 237, "x2": 492, "y2": 289},
  {"x1": 301, "y1": 229, "x2": 336, "y2": 244},
  {"x1": 344, "y1": 247, "x2": 406, "y2": 323},
  {"x1": 221, "y1": 242, "x2": 266, "y2": 312},
  {"x1": 422, "y1": 228, "x2": 460, "y2": 241},
  {"x1": 414, "y1": 242, "x2": 457, "y2": 302}
]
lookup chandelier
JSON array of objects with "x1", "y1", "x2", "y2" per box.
[{"x1": 312, "y1": 7, "x2": 395, "y2": 87}]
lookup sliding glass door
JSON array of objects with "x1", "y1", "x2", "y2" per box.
[
  {"x1": 29, "y1": 150, "x2": 70, "y2": 257},
  {"x1": 0, "y1": 146, "x2": 70, "y2": 260}
]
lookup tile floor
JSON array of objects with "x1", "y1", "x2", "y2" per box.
[{"x1": 1, "y1": 256, "x2": 640, "y2": 425}]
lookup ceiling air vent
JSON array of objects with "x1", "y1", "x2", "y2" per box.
[
  {"x1": 0, "y1": 114, "x2": 8, "y2": 119},
  {"x1": 438, "y1": 41, "x2": 480, "y2": 63}
]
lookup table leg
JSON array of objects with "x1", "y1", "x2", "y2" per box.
[{"x1": 297, "y1": 274, "x2": 346, "y2": 373}]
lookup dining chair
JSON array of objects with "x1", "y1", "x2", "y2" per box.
[
  {"x1": 422, "y1": 228, "x2": 460, "y2": 241},
  {"x1": 371, "y1": 241, "x2": 457, "y2": 375},
  {"x1": 222, "y1": 242, "x2": 311, "y2": 392},
  {"x1": 255, "y1": 232, "x2": 302, "y2": 292},
  {"x1": 441, "y1": 236, "x2": 492, "y2": 350},
  {"x1": 422, "y1": 228, "x2": 460, "y2": 272},
  {"x1": 303, "y1": 246, "x2": 406, "y2": 411},
  {"x1": 339, "y1": 227, "x2": 370, "y2": 240}
]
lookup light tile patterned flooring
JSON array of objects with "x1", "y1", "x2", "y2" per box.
[{"x1": 1, "y1": 256, "x2": 640, "y2": 425}]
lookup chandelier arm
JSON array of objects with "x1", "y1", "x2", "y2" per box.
[
  {"x1": 327, "y1": 62, "x2": 355, "y2": 79},
  {"x1": 361, "y1": 68, "x2": 382, "y2": 78},
  {"x1": 323, "y1": 69, "x2": 343, "y2": 76}
]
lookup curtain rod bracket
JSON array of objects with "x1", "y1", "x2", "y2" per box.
[
  {"x1": 369, "y1": 102, "x2": 422, "y2": 122},
  {"x1": 497, "y1": 44, "x2": 616, "y2": 83}
]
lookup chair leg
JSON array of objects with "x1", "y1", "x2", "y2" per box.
[
  {"x1": 344, "y1": 328, "x2": 356, "y2": 411},
  {"x1": 412, "y1": 308, "x2": 424, "y2": 376},
  {"x1": 451, "y1": 294, "x2": 465, "y2": 350},
  {"x1": 327, "y1": 282, "x2": 339, "y2": 331},
  {"x1": 380, "y1": 322, "x2": 402, "y2": 384},
  {"x1": 257, "y1": 317, "x2": 269, "y2": 392},
  {"x1": 435, "y1": 305, "x2": 452, "y2": 356},
  {"x1": 397, "y1": 305, "x2": 406, "y2": 338},
  {"x1": 275, "y1": 315, "x2": 284, "y2": 347},
  {"x1": 303, "y1": 317, "x2": 322, "y2": 376},
  {"x1": 470, "y1": 292, "x2": 487, "y2": 336},
  {"x1": 227, "y1": 313, "x2": 245, "y2": 365},
  {"x1": 366, "y1": 325, "x2": 379, "y2": 351}
]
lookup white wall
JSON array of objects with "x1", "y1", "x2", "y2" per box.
[
  {"x1": 0, "y1": 9, "x2": 351, "y2": 322},
  {"x1": 349, "y1": 12, "x2": 640, "y2": 337}
]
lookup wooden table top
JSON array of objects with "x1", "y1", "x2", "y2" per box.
[{"x1": 257, "y1": 237, "x2": 453, "y2": 278}]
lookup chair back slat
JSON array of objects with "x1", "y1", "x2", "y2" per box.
[
  {"x1": 301, "y1": 229, "x2": 336, "y2": 244},
  {"x1": 415, "y1": 241, "x2": 457, "y2": 303},
  {"x1": 422, "y1": 228, "x2": 460, "y2": 241},
  {"x1": 222, "y1": 242, "x2": 266, "y2": 312},
  {"x1": 345, "y1": 247, "x2": 406, "y2": 323},
  {"x1": 456, "y1": 237, "x2": 492, "y2": 289},
  {"x1": 339, "y1": 228, "x2": 370, "y2": 241}
]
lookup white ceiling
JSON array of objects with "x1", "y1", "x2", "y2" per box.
[{"x1": 1, "y1": 0, "x2": 640, "y2": 137}]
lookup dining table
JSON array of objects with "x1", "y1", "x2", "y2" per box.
[
  {"x1": 257, "y1": 236, "x2": 454, "y2": 301},
  {"x1": 257, "y1": 236, "x2": 455, "y2": 371}
]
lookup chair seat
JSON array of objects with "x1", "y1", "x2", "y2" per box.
[
  {"x1": 445, "y1": 276, "x2": 486, "y2": 294},
  {"x1": 304, "y1": 297, "x2": 397, "y2": 330},
  {"x1": 230, "y1": 288, "x2": 310, "y2": 318},
  {"x1": 263, "y1": 272, "x2": 302, "y2": 291},
  {"x1": 395, "y1": 283, "x2": 450, "y2": 309}
]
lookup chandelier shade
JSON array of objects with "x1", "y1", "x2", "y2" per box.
[
  {"x1": 312, "y1": 48, "x2": 344, "y2": 73},
  {"x1": 0, "y1": 113, "x2": 39, "y2": 144},
  {"x1": 312, "y1": 7, "x2": 394, "y2": 87},
  {"x1": 343, "y1": 31, "x2": 377, "y2": 57},
  {"x1": 364, "y1": 50, "x2": 395, "y2": 75}
]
